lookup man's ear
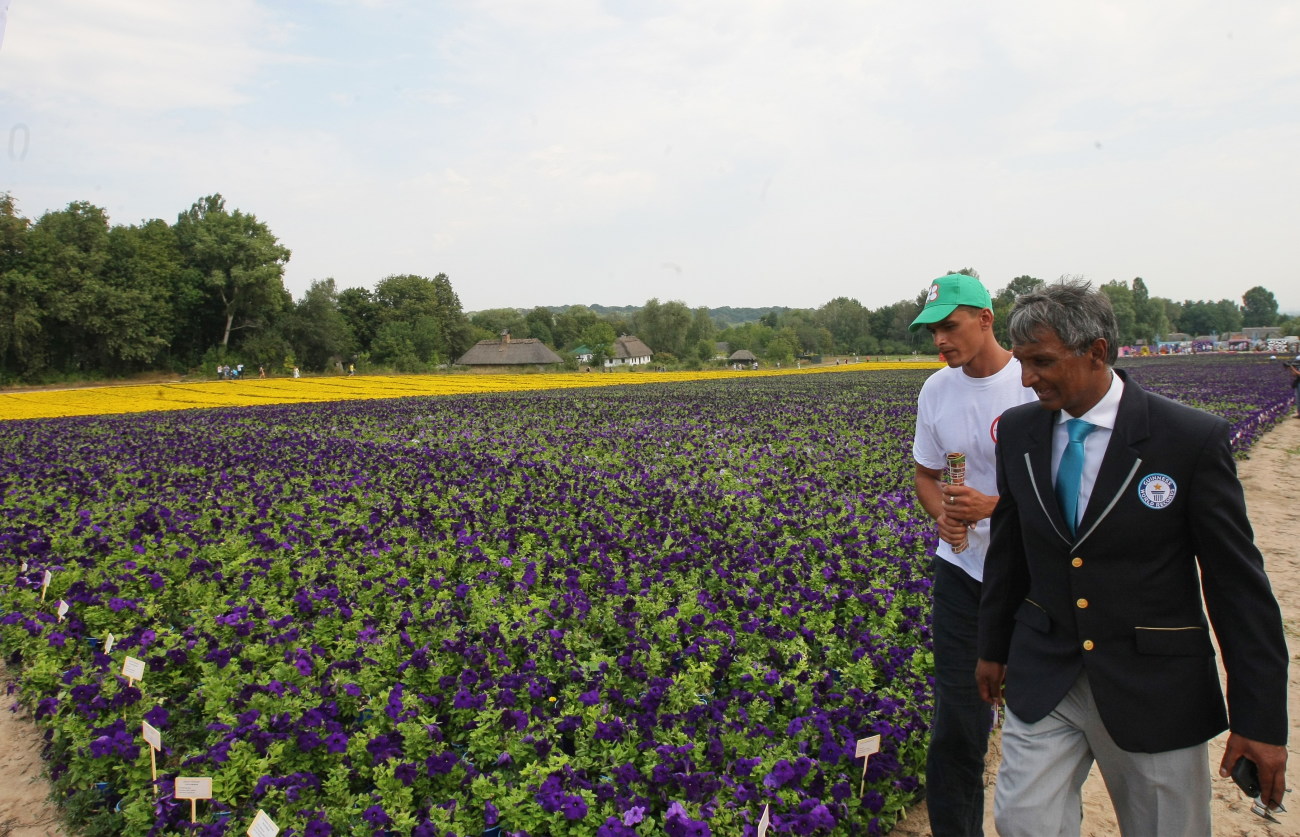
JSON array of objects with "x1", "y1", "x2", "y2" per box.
[
  {"x1": 978, "y1": 308, "x2": 995, "y2": 329},
  {"x1": 1088, "y1": 338, "x2": 1109, "y2": 366}
]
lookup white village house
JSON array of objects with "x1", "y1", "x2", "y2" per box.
[{"x1": 605, "y1": 335, "x2": 653, "y2": 368}]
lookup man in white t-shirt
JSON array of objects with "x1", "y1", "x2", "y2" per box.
[{"x1": 909, "y1": 273, "x2": 1037, "y2": 836}]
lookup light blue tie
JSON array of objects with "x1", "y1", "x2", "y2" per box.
[{"x1": 1055, "y1": 419, "x2": 1095, "y2": 536}]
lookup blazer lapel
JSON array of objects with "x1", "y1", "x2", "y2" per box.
[
  {"x1": 1019, "y1": 407, "x2": 1072, "y2": 544},
  {"x1": 1075, "y1": 371, "x2": 1148, "y2": 549}
]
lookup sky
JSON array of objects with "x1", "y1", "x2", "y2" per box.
[{"x1": 2, "y1": 0, "x2": 1298, "y2": 314}]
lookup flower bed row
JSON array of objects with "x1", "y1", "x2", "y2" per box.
[
  {"x1": 0, "y1": 362, "x2": 943, "y2": 422},
  {"x1": 0, "y1": 356, "x2": 1289, "y2": 836}
]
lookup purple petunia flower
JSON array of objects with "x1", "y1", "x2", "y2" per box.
[
  {"x1": 665, "y1": 801, "x2": 711, "y2": 837},
  {"x1": 561, "y1": 795, "x2": 588, "y2": 821},
  {"x1": 361, "y1": 804, "x2": 391, "y2": 827},
  {"x1": 304, "y1": 818, "x2": 332, "y2": 836}
]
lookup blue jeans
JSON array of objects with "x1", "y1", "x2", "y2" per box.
[{"x1": 927, "y1": 557, "x2": 993, "y2": 836}]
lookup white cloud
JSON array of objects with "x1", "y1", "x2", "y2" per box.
[{"x1": 0, "y1": 0, "x2": 295, "y2": 111}]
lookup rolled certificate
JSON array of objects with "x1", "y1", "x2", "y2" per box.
[{"x1": 945, "y1": 452, "x2": 969, "y2": 553}]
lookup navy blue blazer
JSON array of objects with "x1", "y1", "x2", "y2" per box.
[{"x1": 978, "y1": 370, "x2": 1288, "y2": 753}]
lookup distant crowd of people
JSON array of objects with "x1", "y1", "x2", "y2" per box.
[{"x1": 216, "y1": 363, "x2": 300, "y2": 379}]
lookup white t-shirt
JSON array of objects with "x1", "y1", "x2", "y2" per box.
[{"x1": 912, "y1": 358, "x2": 1038, "y2": 581}]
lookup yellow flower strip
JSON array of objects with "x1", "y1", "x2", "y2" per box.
[{"x1": 0, "y1": 362, "x2": 943, "y2": 421}]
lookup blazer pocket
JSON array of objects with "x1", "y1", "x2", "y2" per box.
[
  {"x1": 1134, "y1": 626, "x2": 1214, "y2": 657},
  {"x1": 1014, "y1": 599, "x2": 1051, "y2": 633}
]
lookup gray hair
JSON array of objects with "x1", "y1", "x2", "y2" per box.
[{"x1": 1008, "y1": 278, "x2": 1119, "y2": 365}]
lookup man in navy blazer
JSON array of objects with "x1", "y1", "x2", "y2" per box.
[{"x1": 976, "y1": 280, "x2": 1288, "y2": 835}]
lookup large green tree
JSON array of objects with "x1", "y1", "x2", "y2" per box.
[
  {"x1": 633, "y1": 298, "x2": 693, "y2": 357},
  {"x1": 1241, "y1": 286, "x2": 1279, "y2": 328},
  {"x1": 1130, "y1": 277, "x2": 1172, "y2": 343},
  {"x1": 470, "y1": 309, "x2": 526, "y2": 340},
  {"x1": 174, "y1": 194, "x2": 291, "y2": 351},
  {"x1": 285, "y1": 279, "x2": 354, "y2": 371},
  {"x1": 523, "y1": 306, "x2": 555, "y2": 345},
  {"x1": 992, "y1": 275, "x2": 1044, "y2": 345},
  {"x1": 337, "y1": 287, "x2": 381, "y2": 355},
  {"x1": 1100, "y1": 281, "x2": 1137, "y2": 345},
  {"x1": 685, "y1": 307, "x2": 718, "y2": 361},
  {"x1": 103, "y1": 219, "x2": 183, "y2": 369},
  {"x1": 552, "y1": 306, "x2": 601, "y2": 349},
  {"x1": 576, "y1": 321, "x2": 616, "y2": 367},
  {"x1": 371, "y1": 273, "x2": 473, "y2": 366},
  {"x1": 814, "y1": 297, "x2": 870, "y2": 354},
  {"x1": 0, "y1": 194, "x2": 41, "y2": 379},
  {"x1": 1178, "y1": 299, "x2": 1243, "y2": 337},
  {"x1": 26, "y1": 201, "x2": 111, "y2": 372}
]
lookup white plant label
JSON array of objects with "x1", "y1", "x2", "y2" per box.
[{"x1": 121, "y1": 656, "x2": 146, "y2": 681}]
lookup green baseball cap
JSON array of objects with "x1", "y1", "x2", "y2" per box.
[{"x1": 908, "y1": 274, "x2": 993, "y2": 332}]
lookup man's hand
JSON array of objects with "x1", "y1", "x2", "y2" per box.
[
  {"x1": 976, "y1": 659, "x2": 1006, "y2": 706},
  {"x1": 935, "y1": 509, "x2": 970, "y2": 546},
  {"x1": 1221, "y1": 732, "x2": 1288, "y2": 810},
  {"x1": 914, "y1": 465, "x2": 1000, "y2": 547},
  {"x1": 941, "y1": 483, "x2": 998, "y2": 526}
]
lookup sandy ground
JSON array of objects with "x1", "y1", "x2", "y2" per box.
[
  {"x1": 1, "y1": 416, "x2": 1298, "y2": 836},
  {"x1": 894, "y1": 413, "x2": 1300, "y2": 837},
  {"x1": 0, "y1": 677, "x2": 63, "y2": 836}
]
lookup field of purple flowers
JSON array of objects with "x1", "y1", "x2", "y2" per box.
[{"x1": 0, "y1": 355, "x2": 1290, "y2": 837}]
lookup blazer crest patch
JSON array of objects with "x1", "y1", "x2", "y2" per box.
[{"x1": 1138, "y1": 473, "x2": 1177, "y2": 509}]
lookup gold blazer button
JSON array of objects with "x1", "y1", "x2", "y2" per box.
[
  {"x1": 1071, "y1": 557, "x2": 1083, "y2": 568},
  {"x1": 1082, "y1": 639, "x2": 1095, "y2": 651},
  {"x1": 1076, "y1": 598, "x2": 1088, "y2": 609}
]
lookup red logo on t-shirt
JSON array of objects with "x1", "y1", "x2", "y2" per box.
[{"x1": 990, "y1": 415, "x2": 1001, "y2": 443}]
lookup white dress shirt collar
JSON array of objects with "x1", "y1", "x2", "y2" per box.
[{"x1": 1055, "y1": 369, "x2": 1124, "y2": 432}]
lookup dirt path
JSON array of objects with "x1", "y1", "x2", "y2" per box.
[
  {"x1": 1, "y1": 417, "x2": 1298, "y2": 836},
  {"x1": 0, "y1": 672, "x2": 63, "y2": 836},
  {"x1": 894, "y1": 413, "x2": 1300, "y2": 836}
]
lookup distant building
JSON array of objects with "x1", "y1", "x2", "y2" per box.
[
  {"x1": 1243, "y1": 326, "x2": 1282, "y2": 342},
  {"x1": 728, "y1": 349, "x2": 758, "y2": 364},
  {"x1": 605, "y1": 335, "x2": 653, "y2": 368},
  {"x1": 1225, "y1": 333, "x2": 1251, "y2": 351},
  {"x1": 456, "y1": 331, "x2": 563, "y2": 372}
]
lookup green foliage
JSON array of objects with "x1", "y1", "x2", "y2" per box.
[
  {"x1": 1177, "y1": 298, "x2": 1244, "y2": 337},
  {"x1": 284, "y1": 279, "x2": 354, "y2": 371},
  {"x1": 1241, "y1": 286, "x2": 1279, "y2": 328},
  {"x1": 372, "y1": 273, "x2": 474, "y2": 365},
  {"x1": 173, "y1": 194, "x2": 292, "y2": 350},
  {"x1": 1101, "y1": 280, "x2": 1137, "y2": 344},
  {"x1": 632, "y1": 298, "x2": 694, "y2": 358}
]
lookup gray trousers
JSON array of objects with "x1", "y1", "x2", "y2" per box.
[{"x1": 994, "y1": 672, "x2": 1211, "y2": 837}]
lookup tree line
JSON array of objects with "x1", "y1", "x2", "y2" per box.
[{"x1": 0, "y1": 192, "x2": 1293, "y2": 384}]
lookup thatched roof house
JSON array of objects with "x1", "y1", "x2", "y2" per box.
[
  {"x1": 457, "y1": 332, "x2": 563, "y2": 372},
  {"x1": 728, "y1": 349, "x2": 758, "y2": 363},
  {"x1": 606, "y1": 335, "x2": 653, "y2": 367}
]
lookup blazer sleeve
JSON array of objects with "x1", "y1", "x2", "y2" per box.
[
  {"x1": 1191, "y1": 421, "x2": 1289, "y2": 745},
  {"x1": 978, "y1": 420, "x2": 1030, "y2": 663}
]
